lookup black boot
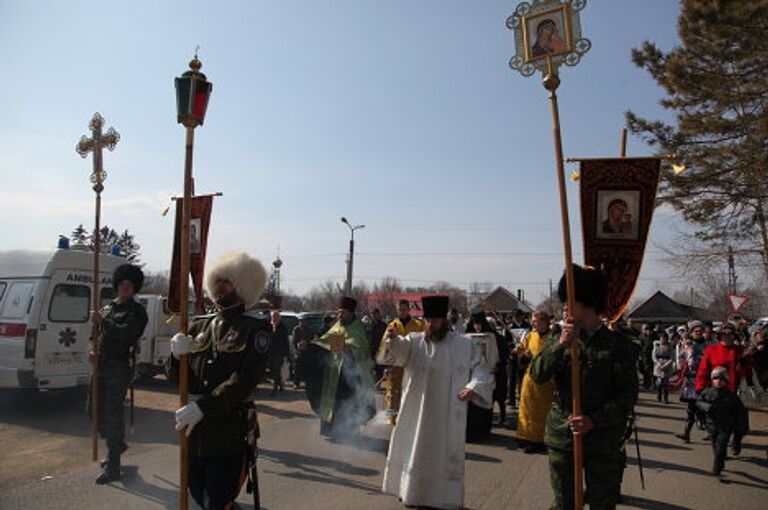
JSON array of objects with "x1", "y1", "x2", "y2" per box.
[
  {"x1": 96, "y1": 461, "x2": 123, "y2": 485},
  {"x1": 96, "y1": 455, "x2": 122, "y2": 484},
  {"x1": 100, "y1": 442, "x2": 128, "y2": 468},
  {"x1": 675, "y1": 429, "x2": 690, "y2": 443}
]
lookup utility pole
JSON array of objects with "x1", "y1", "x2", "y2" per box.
[
  {"x1": 341, "y1": 217, "x2": 364, "y2": 296},
  {"x1": 728, "y1": 245, "x2": 738, "y2": 294}
]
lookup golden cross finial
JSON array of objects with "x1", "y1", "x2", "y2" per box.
[{"x1": 76, "y1": 112, "x2": 120, "y2": 192}]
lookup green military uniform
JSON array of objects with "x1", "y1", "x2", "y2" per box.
[
  {"x1": 96, "y1": 298, "x2": 148, "y2": 469},
  {"x1": 311, "y1": 316, "x2": 376, "y2": 438},
  {"x1": 530, "y1": 325, "x2": 639, "y2": 510}
]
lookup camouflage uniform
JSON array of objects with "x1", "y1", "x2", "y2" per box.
[
  {"x1": 531, "y1": 325, "x2": 639, "y2": 510},
  {"x1": 96, "y1": 298, "x2": 148, "y2": 473}
]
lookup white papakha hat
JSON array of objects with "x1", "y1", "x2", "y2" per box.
[{"x1": 205, "y1": 251, "x2": 267, "y2": 308}]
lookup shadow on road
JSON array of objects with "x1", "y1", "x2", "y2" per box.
[
  {"x1": 260, "y1": 446, "x2": 382, "y2": 494},
  {"x1": 0, "y1": 388, "x2": 176, "y2": 445},
  {"x1": 465, "y1": 452, "x2": 502, "y2": 463},
  {"x1": 621, "y1": 494, "x2": 696, "y2": 510},
  {"x1": 101, "y1": 466, "x2": 179, "y2": 510},
  {"x1": 256, "y1": 403, "x2": 314, "y2": 421},
  {"x1": 637, "y1": 438, "x2": 692, "y2": 451},
  {"x1": 634, "y1": 410, "x2": 682, "y2": 421}
]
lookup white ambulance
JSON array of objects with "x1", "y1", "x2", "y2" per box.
[
  {"x1": 134, "y1": 294, "x2": 180, "y2": 378},
  {"x1": 0, "y1": 248, "x2": 125, "y2": 390}
]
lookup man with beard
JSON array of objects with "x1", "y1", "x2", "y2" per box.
[
  {"x1": 312, "y1": 297, "x2": 376, "y2": 440},
  {"x1": 379, "y1": 295, "x2": 493, "y2": 510},
  {"x1": 379, "y1": 299, "x2": 424, "y2": 425},
  {"x1": 531, "y1": 265, "x2": 638, "y2": 510},
  {"x1": 90, "y1": 264, "x2": 148, "y2": 484},
  {"x1": 168, "y1": 252, "x2": 272, "y2": 509}
]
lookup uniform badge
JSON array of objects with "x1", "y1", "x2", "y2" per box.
[{"x1": 253, "y1": 331, "x2": 270, "y2": 354}]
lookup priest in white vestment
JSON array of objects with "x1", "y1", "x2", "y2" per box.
[{"x1": 378, "y1": 295, "x2": 494, "y2": 509}]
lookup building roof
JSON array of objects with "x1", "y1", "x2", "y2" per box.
[
  {"x1": 478, "y1": 286, "x2": 533, "y2": 314},
  {"x1": 627, "y1": 291, "x2": 717, "y2": 324}
]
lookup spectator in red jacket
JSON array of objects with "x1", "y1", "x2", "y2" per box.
[{"x1": 696, "y1": 322, "x2": 750, "y2": 393}]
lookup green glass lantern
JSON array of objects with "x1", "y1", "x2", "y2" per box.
[{"x1": 175, "y1": 55, "x2": 212, "y2": 128}]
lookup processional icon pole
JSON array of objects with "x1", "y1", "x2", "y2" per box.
[{"x1": 506, "y1": 1, "x2": 591, "y2": 507}]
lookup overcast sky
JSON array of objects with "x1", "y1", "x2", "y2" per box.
[{"x1": 0, "y1": 1, "x2": 689, "y2": 304}]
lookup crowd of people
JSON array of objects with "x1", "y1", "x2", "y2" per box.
[{"x1": 91, "y1": 253, "x2": 765, "y2": 509}]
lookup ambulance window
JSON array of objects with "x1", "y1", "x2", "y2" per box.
[
  {"x1": 101, "y1": 288, "x2": 116, "y2": 308},
  {"x1": 1, "y1": 282, "x2": 34, "y2": 319},
  {"x1": 0, "y1": 282, "x2": 6, "y2": 301},
  {"x1": 48, "y1": 284, "x2": 90, "y2": 322}
]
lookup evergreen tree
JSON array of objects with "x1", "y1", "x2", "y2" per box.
[
  {"x1": 70, "y1": 224, "x2": 89, "y2": 247},
  {"x1": 626, "y1": 1, "x2": 768, "y2": 275},
  {"x1": 69, "y1": 224, "x2": 141, "y2": 263}
]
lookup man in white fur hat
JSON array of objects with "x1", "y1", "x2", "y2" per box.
[{"x1": 168, "y1": 251, "x2": 272, "y2": 509}]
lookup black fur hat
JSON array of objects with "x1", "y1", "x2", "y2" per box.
[
  {"x1": 557, "y1": 264, "x2": 608, "y2": 313},
  {"x1": 113, "y1": 264, "x2": 144, "y2": 294}
]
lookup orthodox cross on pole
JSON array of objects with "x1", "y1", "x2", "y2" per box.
[
  {"x1": 506, "y1": 1, "x2": 590, "y2": 508},
  {"x1": 77, "y1": 113, "x2": 121, "y2": 193},
  {"x1": 76, "y1": 112, "x2": 120, "y2": 462}
]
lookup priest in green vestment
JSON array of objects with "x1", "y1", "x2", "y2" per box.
[{"x1": 311, "y1": 296, "x2": 376, "y2": 440}]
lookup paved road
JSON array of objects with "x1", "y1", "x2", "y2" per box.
[{"x1": 1, "y1": 385, "x2": 766, "y2": 509}]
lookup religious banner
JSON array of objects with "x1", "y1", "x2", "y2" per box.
[
  {"x1": 168, "y1": 195, "x2": 214, "y2": 313},
  {"x1": 579, "y1": 157, "x2": 661, "y2": 321}
]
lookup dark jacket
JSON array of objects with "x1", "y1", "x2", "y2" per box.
[
  {"x1": 168, "y1": 305, "x2": 271, "y2": 457},
  {"x1": 368, "y1": 319, "x2": 387, "y2": 361},
  {"x1": 270, "y1": 322, "x2": 290, "y2": 358},
  {"x1": 530, "y1": 325, "x2": 639, "y2": 453},
  {"x1": 98, "y1": 298, "x2": 148, "y2": 363},
  {"x1": 696, "y1": 386, "x2": 749, "y2": 436}
]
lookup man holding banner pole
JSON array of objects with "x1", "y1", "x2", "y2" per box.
[{"x1": 532, "y1": 265, "x2": 639, "y2": 510}]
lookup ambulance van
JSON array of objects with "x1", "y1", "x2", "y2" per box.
[{"x1": 0, "y1": 248, "x2": 125, "y2": 390}]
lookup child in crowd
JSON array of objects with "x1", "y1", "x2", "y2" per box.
[{"x1": 696, "y1": 367, "x2": 749, "y2": 476}]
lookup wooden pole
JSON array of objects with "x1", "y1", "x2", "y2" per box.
[
  {"x1": 90, "y1": 188, "x2": 102, "y2": 462},
  {"x1": 178, "y1": 125, "x2": 194, "y2": 510},
  {"x1": 543, "y1": 57, "x2": 583, "y2": 509},
  {"x1": 620, "y1": 128, "x2": 628, "y2": 158}
]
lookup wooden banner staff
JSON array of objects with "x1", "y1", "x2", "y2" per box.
[
  {"x1": 542, "y1": 56, "x2": 583, "y2": 509},
  {"x1": 175, "y1": 52, "x2": 213, "y2": 509},
  {"x1": 76, "y1": 113, "x2": 120, "y2": 463},
  {"x1": 178, "y1": 125, "x2": 194, "y2": 510}
]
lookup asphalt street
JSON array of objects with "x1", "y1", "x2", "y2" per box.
[{"x1": 0, "y1": 387, "x2": 766, "y2": 509}]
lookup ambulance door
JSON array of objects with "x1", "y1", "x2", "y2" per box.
[
  {"x1": 35, "y1": 270, "x2": 114, "y2": 388},
  {"x1": 0, "y1": 280, "x2": 37, "y2": 388}
]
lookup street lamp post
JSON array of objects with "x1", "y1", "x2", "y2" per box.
[
  {"x1": 174, "y1": 52, "x2": 212, "y2": 510},
  {"x1": 341, "y1": 217, "x2": 364, "y2": 296}
]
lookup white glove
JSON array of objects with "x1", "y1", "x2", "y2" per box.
[
  {"x1": 175, "y1": 402, "x2": 204, "y2": 437},
  {"x1": 170, "y1": 333, "x2": 193, "y2": 359}
]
